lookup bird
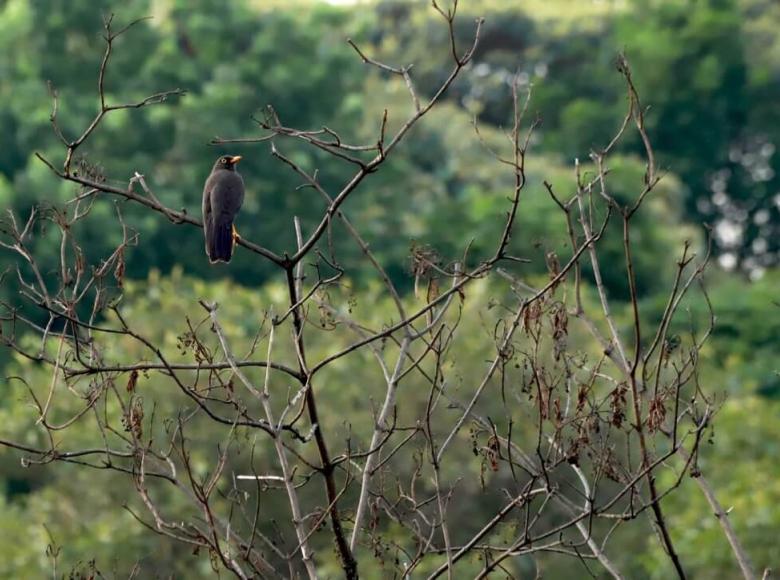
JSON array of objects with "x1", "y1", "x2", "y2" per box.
[{"x1": 202, "y1": 155, "x2": 245, "y2": 263}]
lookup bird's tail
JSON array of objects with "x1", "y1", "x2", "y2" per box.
[{"x1": 207, "y1": 219, "x2": 235, "y2": 263}]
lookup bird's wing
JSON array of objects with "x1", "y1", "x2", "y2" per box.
[
  {"x1": 202, "y1": 178, "x2": 213, "y2": 220},
  {"x1": 202, "y1": 176, "x2": 215, "y2": 244}
]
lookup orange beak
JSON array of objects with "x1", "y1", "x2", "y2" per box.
[{"x1": 230, "y1": 155, "x2": 242, "y2": 164}]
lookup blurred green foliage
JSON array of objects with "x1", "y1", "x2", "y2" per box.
[{"x1": 1, "y1": 0, "x2": 779, "y2": 577}]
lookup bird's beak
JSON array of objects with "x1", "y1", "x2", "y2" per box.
[{"x1": 230, "y1": 155, "x2": 242, "y2": 164}]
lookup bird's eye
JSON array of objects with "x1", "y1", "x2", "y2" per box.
[{"x1": 221, "y1": 158, "x2": 227, "y2": 164}]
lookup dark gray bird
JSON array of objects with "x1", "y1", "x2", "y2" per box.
[{"x1": 202, "y1": 155, "x2": 244, "y2": 263}]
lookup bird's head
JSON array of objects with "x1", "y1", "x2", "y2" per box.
[{"x1": 214, "y1": 155, "x2": 242, "y2": 171}]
